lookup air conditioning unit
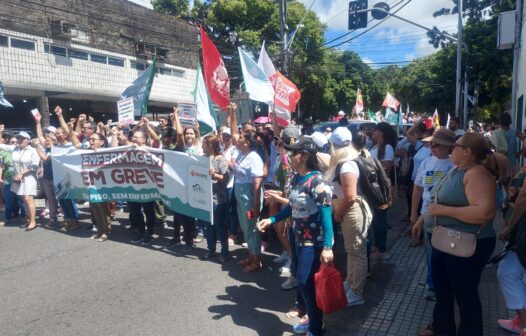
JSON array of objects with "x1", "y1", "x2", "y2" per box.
[
  {"x1": 498, "y1": 11, "x2": 515, "y2": 50},
  {"x1": 135, "y1": 42, "x2": 170, "y2": 60},
  {"x1": 51, "y1": 20, "x2": 79, "y2": 39}
]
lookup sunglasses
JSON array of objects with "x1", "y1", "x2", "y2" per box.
[{"x1": 430, "y1": 142, "x2": 442, "y2": 148}]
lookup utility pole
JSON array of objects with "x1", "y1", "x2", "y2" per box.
[
  {"x1": 455, "y1": 0, "x2": 463, "y2": 122},
  {"x1": 463, "y1": 71, "x2": 468, "y2": 127},
  {"x1": 279, "y1": 0, "x2": 288, "y2": 76}
]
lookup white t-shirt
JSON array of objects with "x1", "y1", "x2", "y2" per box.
[
  {"x1": 224, "y1": 145, "x2": 238, "y2": 189},
  {"x1": 414, "y1": 156, "x2": 454, "y2": 214},
  {"x1": 370, "y1": 144, "x2": 394, "y2": 161},
  {"x1": 412, "y1": 142, "x2": 432, "y2": 181},
  {"x1": 455, "y1": 129, "x2": 466, "y2": 137},
  {"x1": 234, "y1": 151, "x2": 264, "y2": 184},
  {"x1": 332, "y1": 161, "x2": 360, "y2": 199}
]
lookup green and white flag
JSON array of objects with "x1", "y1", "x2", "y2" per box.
[
  {"x1": 121, "y1": 58, "x2": 157, "y2": 117},
  {"x1": 0, "y1": 82, "x2": 13, "y2": 108},
  {"x1": 367, "y1": 110, "x2": 379, "y2": 123},
  {"x1": 194, "y1": 63, "x2": 217, "y2": 135},
  {"x1": 238, "y1": 47, "x2": 274, "y2": 103}
]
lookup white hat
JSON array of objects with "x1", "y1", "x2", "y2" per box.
[
  {"x1": 45, "y1": 126, "x2": 57, "y2": 133},
  {"x1": 311, "y1": 132, "x2": 328, "y2": 149},
  {"x1": 16, "y1": 131, "x2": 31, "y2": 140},
  {"x1": 338, "y1": 110, "x2": 345, "y2": 116},
  {"x1": 329, "y1": 127, "x2": 352, "y2": 147},
  {"x1": 221, "y1": 128, "x2": 231, "y2": 135}
]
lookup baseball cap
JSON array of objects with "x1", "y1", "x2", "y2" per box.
[
  {"x1": 284, "y1": 136, "x2": 318, "y2": 153},
  {"x1": 329, "y1": 127, "x2": 352, "y2": 147},
  {"x1": 282, "y1": 125, "x2": 300, "y2": 142},
  {"x1": 16, "y1": 131, "x2": 31, "y2": 140},
  {"x1": 311, "y1": 132, "x2": 328, "y2": 149},
  {"x1": 338, "y1": 110, "x2": 345, "y2": 116},
  {"x1": 221, "y1": 128, "x2": 231, "y2": 135}
]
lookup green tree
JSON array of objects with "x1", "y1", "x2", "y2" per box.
[{"x1": 151, "y1": 0, "x2": 189, "y2": 17}]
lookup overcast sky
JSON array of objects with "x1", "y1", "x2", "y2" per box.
[{"x1": 128, "y1": 0, "x2": 459, "y2": 67}]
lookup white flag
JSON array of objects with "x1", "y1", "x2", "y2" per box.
[
  {"x1": 257, "y1": 41, "x2": 276, "y2": 79},
  {"x1": 238, "y1": 47, "x2": 275, "y2": 103},
  {"x1": 194, "y1": 64, "x2": 217, "y2": 134}
]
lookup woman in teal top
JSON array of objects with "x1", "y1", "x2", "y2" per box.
[{"x1": 426, "y1": 133, "x2": 497, "y2": 336}]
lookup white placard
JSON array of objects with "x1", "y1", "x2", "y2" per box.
[
  {"x1": 31, "y1": 108, "x2": 41, "y2": 120},
  {"x1": 117, "y1": 98, "x2": 134, "y2": 125}
]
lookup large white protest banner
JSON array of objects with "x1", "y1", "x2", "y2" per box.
[{"x1": 52, "y1": 146, "x2": 212, "y2": 222}]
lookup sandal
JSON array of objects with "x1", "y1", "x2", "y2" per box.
[
  {"x1": 242, "y1": 262, "x2": 262, "y2": 273},
  {"x1": 285, "y1": 307, "x2": 306, "y2": 319},
  {"x1": 417, "y1": 324, "x2": 434, "y2": 336},
  {"x1": 236, "y1": 258, "x2": 251, "y2": 266}
]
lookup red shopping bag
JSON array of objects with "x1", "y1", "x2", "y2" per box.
[{"x1": 314, "y1": 263, "x2": 348, "y2": 313}]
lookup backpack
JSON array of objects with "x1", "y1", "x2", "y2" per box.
[{"x1": 335, "y1": 154, "x2": 393, "y2": 209}]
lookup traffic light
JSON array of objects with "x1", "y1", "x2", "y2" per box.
[{"x1": 348, "y1": 0, "x2": 368, "y2": 30}]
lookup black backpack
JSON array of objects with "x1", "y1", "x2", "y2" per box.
[{"x1": 335, "y1": 153, "x2": 393, "y2": 209}]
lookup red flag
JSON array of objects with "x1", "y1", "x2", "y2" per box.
[
  {"x1": 200, "y1": 26, "x2": 230, "y2": 112},
  {"x1": 271, "y1": 71, "x2": 301, "y2": 113},
  {"x1": 382, "y1": 92, "x2": 400, "y2": 111}
]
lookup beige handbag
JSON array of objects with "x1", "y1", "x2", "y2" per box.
[{"x1": 430, "y1": 168, "x2": 479, "y2": 258}]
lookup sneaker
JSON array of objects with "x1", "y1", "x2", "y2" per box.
[
  {"x1": 273, "y1": 251, "x2": 290, "y2": 264},
  {"x1": 162, "y1": 221, "x2": 169, "y2": 229},
  {"x1": 293, "y1": 318, "x2": 310, "y2": 334},
  {"x1": 281, "y1": 276, "x2": 297, "y2": 290},
  {"x1": 131, "y1": 234, "x2": 144, "y2": 244},
  {"x1": 167, "y1": 239, "x2": 182, "y2": 249},
  {"x1": 346, "y1": 288, "x2": 365, "y2": 306},
  {"x1": 343, "y1": 279, "x2": 351, "y2": 293},
  {"x1": 498, "y1": 315, "x2": 521, "y2": 334},
  {"x1": 280, "y1": 259, "x2": 292, "y2": 276},
  {"x1": 183, "y1": 243, "x2": 194, "y2": 253},
  {"x1": 142, "y1": 235, "x2": 153, "y2": 245},
  {"x1": 97, "y1": 234, "x2": 109, "y2": 242},
  {"x1": 228, "y1": 237, "x2": 235, "y2": 246}
]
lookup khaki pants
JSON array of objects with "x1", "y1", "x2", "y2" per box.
[
  {"x1": 336, "y1": 197, "x2": 372, "y2": 296},
  {"x1": 90, "y1": 202, "x2": 111, "y2": 236}
]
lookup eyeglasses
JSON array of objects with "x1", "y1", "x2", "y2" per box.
[{"x1": 89, "y1": 137, "x2": 100, "y2": 141}]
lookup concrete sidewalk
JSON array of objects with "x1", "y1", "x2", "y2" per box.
[{"x1": 326, "y1": 202, "x2": 512, "y2": 336}]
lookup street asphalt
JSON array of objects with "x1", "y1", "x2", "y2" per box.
[{"x1": 0, "y1": 199, "x2": 408, "y2": 336}]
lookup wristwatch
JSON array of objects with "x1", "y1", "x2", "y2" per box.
[{"x1": 323, "y1": 246, "x2": 332, "y2": 251}]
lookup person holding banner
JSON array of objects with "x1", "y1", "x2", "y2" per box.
[
  {"x1": 228, "y1": 103, "x2": 264, "y2": 273},
  {"x1": 87, "y1": 133, "x2": 112, "y2": 242},
  {"x1": 167, "y1": 109, "x2": 201, "y2": 252},
  {"x1": 129, "y1": 130, "x2": 157, "y2": 245},
  {"x1": 0, "y1": 126, "x2": 40, "y2": 231},
  {"x1": 202, "y1": 135, "x2": 230, "y2": 262}
]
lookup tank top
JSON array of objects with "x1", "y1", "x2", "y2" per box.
[{"x1": 435, "y1": 168, "x2": 495, "y2": 239}]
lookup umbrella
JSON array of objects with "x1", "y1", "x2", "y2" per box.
[{"x1": 254, "y1": 116, "x2": 272, "y2": 124}]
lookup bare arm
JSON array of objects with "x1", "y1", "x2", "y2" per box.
[
  {"x1": 252, "y1": 176, "x2": 263, "y2": 217},
  {"x1": 411, "y1": 185, "x2": 424, "y2": 222},
  {"x1": 229, "y1": 103, "x2": 240, "y2": 146},
  {"x1": 67, "y1": 122, "x2": 81, "y2": 148},
  {"x1": 34, "y1": 114, "x2": 45, "y2": 145},
  {"x1": 170, "y1": 108, "x2": 184, "y2": 150},
  {"x1": 429, "y1": 166, "x2": 496, "y2": 225},
  {"x1": 501, "y1": 182, "x2": 526, "y2": 241},
  {"x1": 334, "y1": 172, "x2": 358, "y2": 222}
]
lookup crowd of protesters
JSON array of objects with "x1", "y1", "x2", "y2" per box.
[{"x1": 1, "y1": 105, "x2": 526, "y2": 336}]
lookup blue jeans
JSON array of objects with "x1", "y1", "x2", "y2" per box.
[
  {"x1": 59, "y1": 198, "x2": 79, "y2": 220},
  {"x1": 372, "y1": 208, "x2": 387, "y2": 253},
  {"x1": 289, "y1": 227, "x2": 306, "y2": 313},
  {"x1": 205, "y1": 203, "x2": 229, "y2": 256},
  {"x1": 226, "y1": 187, "x2": 239, "y2": 236},
  {"x1": 295, "y1": 245, "x2": 323, "y2": 336},
  {"x1": 4, "y1": 183, "x2": 25, "y2": 219}
]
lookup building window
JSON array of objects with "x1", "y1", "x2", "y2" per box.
[
  {"x1": 0, "y1": 35, "x2": 7, "y2": 47},
  {"x1": 90, "y1": 54, "x2": 107, "y2": 64},
  {"x1": 69, "y1": 49, "x2": 88, "y2": 60},
  {"x1": 108, "y1": 57, "x2": 124, "y2": 67},
  {"x1": 159, "y1": 67, "x2": 172, "y2": 75},
  {"x1": 173, "y1": 69, "x2": 185, "y2": 78},
  {"x1": 44, "y1": 44, "x2": 67, "y2": 57},
  {"x1": 10, "y1": 38, "x2": 35, "y2": 51},
  {"x1": 131, "y1": 61, "x2": 145, "y2": 71}
]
